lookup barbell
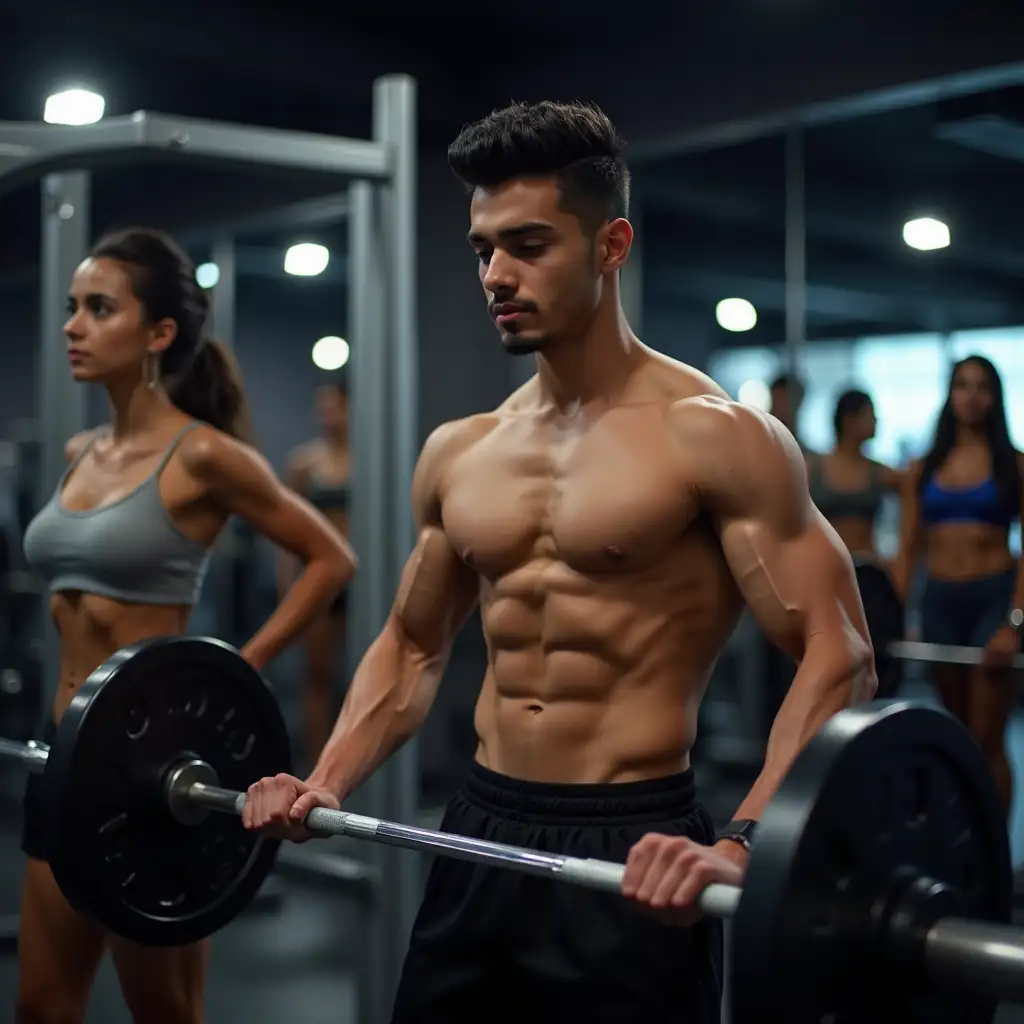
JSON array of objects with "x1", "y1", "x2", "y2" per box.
[
  {"x1": 853, "y1": 558, "x2": 1024, "y2": 698},
  {"x1": 0, "y1": 635, "x2": 1019, "y2": 1021}
]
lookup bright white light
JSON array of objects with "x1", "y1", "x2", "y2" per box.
[
  {"x1": 196, "y1": 262, "x2": 220, "y2": 289},
  {"x1": 737, "y1": 379, "x2": 771, "y2": 410},
  {"x1": 902, "y1": 217, "x2": 950, "y2": 251},
  {"x1": 284, "y1": 243, "x2": 330, "y2": 277},
  {"x1": 312, "y1": 336, "x2": 350, "y2": 371},
  {"x1": 716, "y1": 297, "x2": 758, "y2": 333},
  {"x1": 43, "y1": 88, "x2": 105, "y2": 126}
]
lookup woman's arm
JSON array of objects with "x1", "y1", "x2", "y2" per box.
[
  {"x1": 276, "y1": 449, "x2": 309, "y2": 600},
  {"x1": 1005, "y1": 454, "x2": 1024, "y2": 620},
  {"x1": 876, "y1": 461, "x2": 904, "y2": 494},
  {"x1": 983, "y1": 454, "x2": 1024, "y2": 665},
  {"x1": 185, "y1": 431, "x2": 357, "y2": 670}
]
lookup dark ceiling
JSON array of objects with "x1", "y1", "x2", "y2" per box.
[
  {"x1": 2, "y1": 0, "x2": 1024, "y2": 352},
  {"x1": 642, "y1": 85, "x2": 1024, "y2": 348}
]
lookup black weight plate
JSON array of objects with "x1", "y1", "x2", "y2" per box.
[
  {"x1": 44, "y1": 636, "x2": 292, "y2": 946},
  {"x1": 854, "y1": 557, "x2": 905, "y2": 698},
  {"x1": 731, "y1": 700, "x2": 1011, "y2": 1024}
]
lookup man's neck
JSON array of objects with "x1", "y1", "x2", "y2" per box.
[{"x1": 533, "y1": 303, "x2": 640, "y2": 413}]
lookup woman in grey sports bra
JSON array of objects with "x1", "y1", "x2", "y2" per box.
[
  {"x1": 280, "y1": 381, "x2": 352, "y2": 767},
  {"x1": 17, "y1": 227, "x2": 357, "y2": 1024},
  {"x1": 808, "y1": 389, "x2": 901, "y2": 560}
]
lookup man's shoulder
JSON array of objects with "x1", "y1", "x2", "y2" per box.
[
  {"x1": 667, "y1": 392, "x2": 765, "y2": 439},
  {"x1": 413, "y1": 413, "x2": 502, "y2": 519},
  {"x1": 666, "y1": 394, "x2": 803, "y2": 476},
  {"x1": 420, "y1": 412, "x2": 502, "y2": 471}
]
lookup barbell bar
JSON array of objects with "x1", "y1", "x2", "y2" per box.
[
  {"x1": 2, "y1": 725, "x2": 743, "y2": 915},
  {"x1": 0, "y1": 635, "x2": 1019, "y2": 1022},
  {"x1": 889, "y1": 639, "x2": 1024, "y2": 670}
]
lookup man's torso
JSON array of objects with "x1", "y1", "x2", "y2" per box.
[{"x1": 439, "y1": 357, "x2": 746, "y2": 783}]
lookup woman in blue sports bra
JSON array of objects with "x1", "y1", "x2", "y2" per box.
[
  {"x1": 280, "y1": 381, "x2": 353, "y2": 767},
  {"x1": 16, "y1": 228, "x2": 357, "y2": 1024},
  {"x1": 894, "y1": 354, "x2": 1024, "y2": 815}
]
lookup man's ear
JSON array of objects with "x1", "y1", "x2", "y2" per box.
[{"x1": 598, "y1": 217, "x2": 633, "y2": 273}]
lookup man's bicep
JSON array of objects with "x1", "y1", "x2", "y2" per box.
[
  {"x1": 391, "y1": 526, "x2": 479, "y2": 661},
  {"x1": 395, "y1": 415, "x2": 485, "y2": 660},
  {"x1": 703, "y1": 405, "x2": 865, "y2": 657},
  {"x1": 720, "y1": 512, "x2": 864, "y2": 659}
]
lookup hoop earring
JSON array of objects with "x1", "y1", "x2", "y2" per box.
[{"x1": 146, "y1": 354, "x2": 160, "y2": 391}]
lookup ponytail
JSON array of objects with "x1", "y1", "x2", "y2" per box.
[{"x1": 164, "y1": 338, "x2": 253, "y2": 443}]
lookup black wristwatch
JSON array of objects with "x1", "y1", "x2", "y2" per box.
[{"x1": 716, "y1": 818, "x2": 758, "y2": 852}]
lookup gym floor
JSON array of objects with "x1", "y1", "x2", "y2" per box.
[{"x1": 0, "y1": 670, "x2": 1022, "y2": 1021}]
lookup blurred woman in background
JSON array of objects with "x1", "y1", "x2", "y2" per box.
[
  {"x1": 281, "y1": 380, "x2": 353, "y2": 767},
  {"x1": 894, "y1": 355, "x2": 1024, "y2": 814},
  {"x1": 809, "y1": 388, "x2": 901, "y2": 560}
]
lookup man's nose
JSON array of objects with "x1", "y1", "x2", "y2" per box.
[{"x1": 483, "y1": 250, "x2": 517, "y2": 294}]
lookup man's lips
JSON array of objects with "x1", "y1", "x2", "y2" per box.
[{"x1": 492, "y1": 303, "x2": 530, "y2": 324}]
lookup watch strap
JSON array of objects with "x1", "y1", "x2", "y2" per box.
[{"x1": 716, "y1": 818, "x2": 758, "y2": 851}]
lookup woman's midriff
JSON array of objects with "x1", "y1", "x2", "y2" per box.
[
  {"x1": 925, "y1": 523, "x2": 1016, "y2": 581},
  {"x1": 829, "y1": 517, "x2": 877, "y2": 560},
  {"x1": 49, "y1": 592, "x2": 193, "y2": 721}
]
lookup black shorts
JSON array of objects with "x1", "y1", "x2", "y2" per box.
[
  {"x1": 921, "y1": 569, "x2": 1017, "y2": 651},
  {"x1": 21, "y1": 716, "x2": 57, "y2": 861},
  {"x1": 390, "y1": 764, "x2": 723, "y2": 1024}
]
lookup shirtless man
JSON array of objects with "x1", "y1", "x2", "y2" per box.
[{"x1": 242, "y1": 100, "x2": 877, "y2": 1022}]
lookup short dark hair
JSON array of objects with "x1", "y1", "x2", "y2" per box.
[
  {"x1": 91, "y1": 227, "x2": 252, "y2": 441},
  {"x1": 447, "y1": 100, "x2": 630, "y2": 231},
  {"x1": 769, "y1": 373, "x2": 803, "y2": 396},
  {"x1": 833, "y1": 388, "x2": 872, "y2": 439}
]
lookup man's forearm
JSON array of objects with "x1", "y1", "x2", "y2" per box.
[
  {"x1": 305, "y1": 629, "x2": 443, "y2": 801},
  {"x1": 733, "y1": 633, "x2": 875, "y2": 823}
]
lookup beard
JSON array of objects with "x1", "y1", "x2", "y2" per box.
[
  {"x1": 498, "y1": 321, "x2": 552, "y2": 356},
  {"x1": 501, "y1": 333, "x2": 548, "y2": 356}
]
